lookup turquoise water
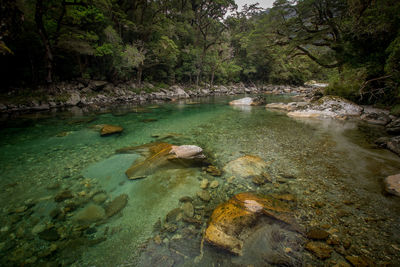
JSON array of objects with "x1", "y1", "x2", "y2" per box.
[{"x1": 0, "y1": 95, "x2": 400, "y2": 266}]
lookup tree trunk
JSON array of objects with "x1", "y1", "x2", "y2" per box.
[
  {"x1": 210, "y1": 69, "x2": 215, "y2": 88},
  {"x1": 137, "y1": 65, "x2": 143, "y2": 86},
  {"x1": 35, "y1": 0, "x2": 53, "y2": 83}
]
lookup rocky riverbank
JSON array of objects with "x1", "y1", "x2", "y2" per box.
[
  {"x1": 265, "y1": 95, "x2": 400, "y2": 158},
  {"x1": 0, "y1": 80, "x2": 321, "y2": 114}
]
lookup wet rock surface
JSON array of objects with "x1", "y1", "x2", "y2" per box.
[
  {"x1": 204, "y1": 192, "x2": 297, "y2": 255},
  {"x1": 100, "y1": 124, "x2": 123, "y2": 136}
]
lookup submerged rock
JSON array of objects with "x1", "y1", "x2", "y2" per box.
[
  {"x1": 345, "y1": 255, "x2": 374, "y2": 266},
  {"x1": 223, "y1": 155, "x2": 268, "y2": 178},
  {"x1": 306, "y1": 227, "x2": 330, "y2": 240},
  {"x1": 206, "y1": 165, "x2": 222, "y2": 176},
  {"x1": 74, "y1": 204, "x2": 106, "y2": 223},
  {"x1": 200, "y1": 179, "x2": 209, "y2": 189},
  {"x1": 105, "y1": 194, "x2": 128, "y2": 218},
  {"x1": 54, "y1": 190, "x2": 74, "y2": 202},
  {"x1": 384, "y1": 174, "x2": 400, "y2": 197},
  {"x1": 182, "y1": 202, "x2": 194, "y2": 218},
  {"x1": 100, "y1": 125, "x2": 123, "y2": 136},
  {"x1": 210, "y1": 180, "x2": 219, "y2": 188},
  {"x1": 38, "y1": 227, "x2": 60, "y2": 241},
  {"x1": 360, "y1": 106, "x2": 391, "y2": 125},
  {"x1": 197, "y1": 190, "x2": 211, "y2": 202},
  {"x1": 204, "y1": 192, "x2": 297, "y2": 255},
  {"x1": 305, "y1": 241, "x2": 333, "y2": 259},
  {"x1": 92, "y1": 192, "x2": 108, "y2": 204}
]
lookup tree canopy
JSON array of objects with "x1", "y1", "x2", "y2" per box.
[{"x1": 1, "y1": 0, "x2": 399, "y2": 105}]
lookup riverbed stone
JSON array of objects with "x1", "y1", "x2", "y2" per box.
[
  {"x1": 306, "y1": 227, "x2": 330, "y2": 240},
  {"x1": 384, "y1": 174, "x2": 400, "y2": 196},
  {"x1": 197, "y1": 190, "x2": 211, "y2": 202},
  {"x1": 210, "y1": 180, "x2": 219, "y2": 188},
  {"x1": 54, "y1": 190, "x2": 74, "y2": 202},
  {"x1": 305, "y1": 241, "x2": 333, "y2": 259},
  {"x1": 100, "y1": 125, "x2": 123, "y2": 136},
  {"x1": 92, "y1": 192, "x2": 108, "y2": 204},
  {"x1": 74, "y1": 204, "x2": 106, "y2": 223},
  {"x1": 200, "y1": 179, "x2": 209, "y2": 189},
  {"x1": 38, "y1": 227, "x2": 60, "y2": 241},
  {"x1": 182, "y1": 202, "x2": 194, "y2": 218},
  {"x1": 105, "y1": 194, "x2": 128, "y2": 218},
  {"x1": 166, "y1": 208, "x2": 182, "y2": 222},
  {"x1": 345, "y1": 255, "x2": 373, "y2": 267},
  {"x1": 206, "y1": 165, "x2": 222, "y2": 176},
  {"x1": 223, "y1": 155, "x2": 268, "y2": 178}
]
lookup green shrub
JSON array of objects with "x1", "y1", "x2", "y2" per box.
[{"x1": 325, "y1": 67, "x2": 367, "y2": 102}]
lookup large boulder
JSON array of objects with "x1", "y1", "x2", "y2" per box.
[
  {"x1": 387, "y1": 136, "x2": 400, "y2": 155},
  {"x1": 266, "y1": 102, "x2": 308, "y2": 111},
  {"x1": 287, "y1": 96, "x2": 363, "y2": 119},
  {"x1": 223, "y1": 155, "x2": 268, "y2": 178},
  {"x1": 170, "y1": 85, "x2": 189, "y2": 99},
  {"x1": 375, "y1": 136, "x2": 400, "y2": 156},
  {"x1": 66, "y1": 92, "x2": 81, "y2": 106},
  {"x1": 204, "y1": 193, "x2": 296, "y2": 255},
  {"x1": 384, "y1": 174, "x2": 400, "y2": 197},
  {"x1": 386, "y1": 117, "x2": 400, "y2": 134},
  {"x1": 229, "y1": 97, "x2": 265, "y2": 106},
  {"x1": 117, "y1": 142, "x2": 206, "y2": 179},
  {"x1": 360, "y1": 106, "x2": 391, "y2": 125}
]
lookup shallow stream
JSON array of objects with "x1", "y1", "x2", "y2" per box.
[{"x1": 0, "y1": 95, "x2": 399, "y2": 266}]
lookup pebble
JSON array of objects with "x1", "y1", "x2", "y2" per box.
[
  {"x1": 305, "y1": 241, "x2": 333, "y2": 259},
  {"x1": 179, "y1": 196, "x2": 193, "y2": 203},
  {"x1": 182, "y1": 202, "x2": 194, "y2": 218},
  {"x1": 200, "y1": 179, "x2": 209, "y2": 189},
  {"x1": 32, "y1": 224, "x2": 46, "y2": 235},
  {"x1": 14, "y1": 206, "x2": 27, "y2": 213},
  {"x1": 197, "y1": 190, "x2": 211, "y2": 202},
  {"x1": 306, "y1": 227, "x2": 330, "y2": 240},
  {"x1": 210, "y1": 180, "x2": 219, "y2": 188}
]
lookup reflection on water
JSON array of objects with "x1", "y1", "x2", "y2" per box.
[{"x1": 0, "y1": 95, "x2": 399, "y2": 266}]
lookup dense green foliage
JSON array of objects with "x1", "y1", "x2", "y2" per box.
[{"x1": 1, "y1": 0, "x2": 399, "y2": 105}]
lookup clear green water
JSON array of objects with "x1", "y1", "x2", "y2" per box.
[{"x1": 0, "y1": 95, "x2": 400, "y2": 266}]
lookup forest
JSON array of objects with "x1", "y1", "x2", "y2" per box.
[{"x1": 1, "y1": 0, "x2": 400, "y2": 106}]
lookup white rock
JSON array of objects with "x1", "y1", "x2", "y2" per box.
[
  {"x1": 170, "y1": 145, "x2": 205, "y2": 159},
  {"x1": 229, "y1": 97, "x2": 254, "y2": 106},
  {"x1": 384, "y1": 174, "x2": 400, "y2": 197}
]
